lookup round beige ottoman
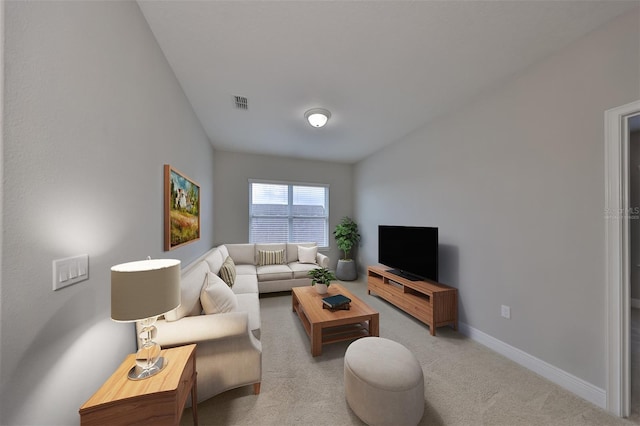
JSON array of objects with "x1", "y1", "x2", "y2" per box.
[{"x1": 344, "y1": 337, "x2": 424, "y2": 426}]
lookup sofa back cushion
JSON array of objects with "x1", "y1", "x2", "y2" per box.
[
  {"x1": 204, "y1": 247, "x2": 225, "y2": 275},
  {"x1": 226, "y1": 243, "x2": 255, "y2": 265},
  {"x1": 218, "y1": 244, "x2": 229, "y2": 260},
  {"x1": 164, "y1": 261, "x2": 209, "y2": 322},
  {"x1": 287, "y1": 242, "x2": 316, "y2": 263}
]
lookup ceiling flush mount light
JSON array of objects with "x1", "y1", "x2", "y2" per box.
[{"x1": 305, "y1": 108, "x2": 331, "y2": 128}]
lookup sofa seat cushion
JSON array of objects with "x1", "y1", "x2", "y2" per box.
[
  {"x1": 232, "y1": 274, "x2": 259, "y2": 295},
  {"x1": 235, "y1": 264, "x2": 257, "y2": 276},
  {"x1": 289, "y1": 262, "x2": 322, "y2": 279},
  {"x1": 256, "y1": 264, "x2": 293, "y2": 282},
  {"x1": 164, "y1": 261, "x2": 208, "y2": 322},
  {"x1": 236, "y1": 293, "x2": 261, "y2": 339}
]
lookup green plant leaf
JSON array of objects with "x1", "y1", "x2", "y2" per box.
[
  {"x1": 307, "y1": 267, "x2": 336, "y2": 285},
  {"x1": 333, "y1": 216, "x2": 360, "y2": 260}
]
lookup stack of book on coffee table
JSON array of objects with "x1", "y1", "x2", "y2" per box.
[{"x1": 322, "y1": 294, "x2": 352, "y2": 311}]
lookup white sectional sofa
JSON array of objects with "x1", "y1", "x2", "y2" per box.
[
  {"x1": 142, "y1": 242, "x2": 329, "y2": 403},
  {"x1": 224, "y1": 242, "x2": 330, "y2": 294}
]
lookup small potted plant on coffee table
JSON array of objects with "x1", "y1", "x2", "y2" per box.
[
  {"x1": 334, "y1": 216, "x2": 360, "y2": 281},
  {"x1": 308, "y1": 267, "x2": 336, "y2": 294}
]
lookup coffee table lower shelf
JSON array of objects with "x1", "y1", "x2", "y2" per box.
[{"x1": 322, "y1": 322, "x2": 371, "y2": 344}]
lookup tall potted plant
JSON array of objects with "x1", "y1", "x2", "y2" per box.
[{"x1": 333, "y1": 216, "x2": 360, "y2": 281}]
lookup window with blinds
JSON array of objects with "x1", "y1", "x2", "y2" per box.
[{"x1": 249, "y1": 180, "x2": 329, "y2": 247}]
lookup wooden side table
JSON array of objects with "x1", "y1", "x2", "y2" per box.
[{"x1": 79, "y1": 344, "x2": 198, "y2": 426}]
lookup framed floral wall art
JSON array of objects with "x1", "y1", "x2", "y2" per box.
[{"x1": 164, "y1": 164, "x2": 200, "y2": 250}]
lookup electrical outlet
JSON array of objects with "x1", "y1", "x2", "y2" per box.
[{"x1": 501, "y1": 305, "x2": 511, "y2": 319}]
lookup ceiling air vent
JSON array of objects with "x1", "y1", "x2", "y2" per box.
[{"x1": 234, "y1": 95, "x2": 249, "y2": 110}]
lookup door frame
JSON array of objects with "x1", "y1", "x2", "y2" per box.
[{"x1": 605, "y1": 100, "x2": 640, "y2": 416}]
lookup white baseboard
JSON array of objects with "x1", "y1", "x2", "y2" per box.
[
  {"x1": 632, "y1": 298, "x2": 640, "y2": 309},
  {"x1": 458, "y1": 322, "x2": 606, "y2": 409}
]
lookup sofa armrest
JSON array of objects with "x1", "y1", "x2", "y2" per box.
[
  {"x1": 151, "y1": 311, "x2": 251, "y2": 347},
  {"x1": 316, "y1": 252, "x2": 329, "y2": 268}
]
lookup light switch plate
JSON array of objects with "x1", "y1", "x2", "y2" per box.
[
  {"x1": 53, "y1": 254, "x2": 89, "y2": 291},
  {"x1": 501, "y1": 304, "x2": 511, "y2": 319}
]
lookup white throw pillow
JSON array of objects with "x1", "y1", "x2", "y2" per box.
[
  {"x1": 298, "y1": 245, "x2": 318, "y2": 264},
  {"x1": 200, "y1": 272, "x2": 238, "y2": 314}
]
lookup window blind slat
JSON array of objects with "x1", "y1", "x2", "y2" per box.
[{"x1": 250, "y1": 182, "x2": 328, "y2": 246}]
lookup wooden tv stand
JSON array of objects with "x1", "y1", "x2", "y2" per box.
[{"x1": 367, "y1": 265, "x2": 458, "y2": 336}]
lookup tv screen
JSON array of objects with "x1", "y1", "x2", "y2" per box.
[{"x1": 378, "y1": 225, "x2": 438, "y2": 282}]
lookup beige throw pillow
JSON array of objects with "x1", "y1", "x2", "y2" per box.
[
  {"x1": 219, "y1": 256, "x2": 236, "y2": 287},
  {"x1": 258, "y1": 249, "x2": 285, "y2": 266},
  {"x1": 201, "y1": 272, "x2": 238, "y2": 314},
  {"x1": 298, "y1": 245, "x2": 318, "y2": 264}
]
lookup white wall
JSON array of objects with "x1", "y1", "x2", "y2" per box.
[
  {"x1": 355, "y1": 9, "x2": 639, "y2": 392},
  {"x1": 0, "y1": 2, "x2": 215, "y2": 424},
  {"x1": 213, "y1": 150, "x2": 353, "y2": 268}
]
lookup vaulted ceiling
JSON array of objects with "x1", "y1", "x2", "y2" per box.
[{"x1": 138, "y1": 1, "x2": 637, "y2": 163}]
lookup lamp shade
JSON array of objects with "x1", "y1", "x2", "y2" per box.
[{"x1": 111, "y1": 259, "x2": 181, "y2": 322}]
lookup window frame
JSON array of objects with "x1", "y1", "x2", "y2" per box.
[{"x1": 249, "y1": 179, "x2": 330, "y2": 248}]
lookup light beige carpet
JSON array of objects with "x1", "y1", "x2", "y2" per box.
[{"x1": 182, "y1": 279, "x2": 636, "y2": 426}]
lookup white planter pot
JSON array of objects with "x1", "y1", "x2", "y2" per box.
[{"x1": 315, "y1": 283, "x2": 328, "y2": 294}]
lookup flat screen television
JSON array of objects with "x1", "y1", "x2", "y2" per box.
[{"x1": 378, "y1": 225, "x2": 438, "y2": 282}]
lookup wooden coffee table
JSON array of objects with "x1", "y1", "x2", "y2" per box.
[{"x1": 292, "y1": 284, "x2": 379, "y2": 356}]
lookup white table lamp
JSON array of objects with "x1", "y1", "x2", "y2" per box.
[{"x1": 111, "y1": 258, "x2": 181, "y2": 380}]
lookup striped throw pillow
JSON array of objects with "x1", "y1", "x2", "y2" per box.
[
  {"x1": 258, "y1": 249, "x2": 285, "y2": 266},
  {"x1": 218, "y1": 256, "x2": 236, "y2": 287}
]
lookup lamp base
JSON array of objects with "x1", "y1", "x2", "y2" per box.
[{"x1": 127, "y1": 357, "x2": 167, "y2": 380}]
